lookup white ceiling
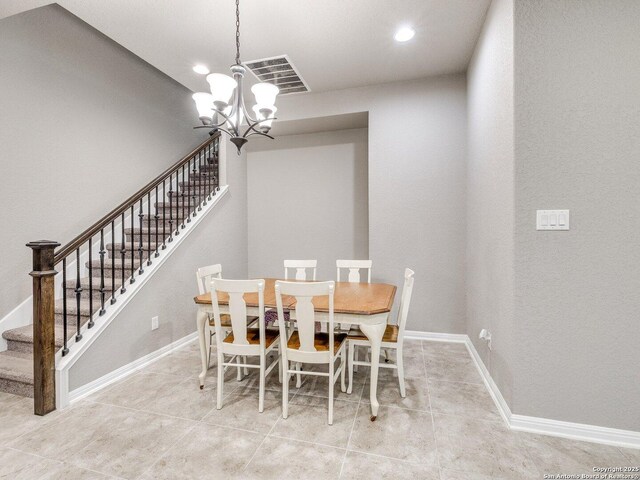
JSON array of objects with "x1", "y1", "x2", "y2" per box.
[{"x1": 0, "y1": 0, "x2": 490, "y2": 94}]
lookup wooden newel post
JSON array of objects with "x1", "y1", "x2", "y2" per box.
[{"x1": 27, "y1": 240, "x2": 60, "y2": 416}]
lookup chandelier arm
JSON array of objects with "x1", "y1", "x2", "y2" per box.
[
  {"x1": 242, "y1": 117, "x2": 278, "y2": 138},
  {"x1": 245, "y1": 131, "x2": 275, "y2": 140}
]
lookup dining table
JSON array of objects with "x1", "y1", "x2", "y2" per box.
[{"x1": 194, "y1": 278, "x2": 397, "y2": 420}]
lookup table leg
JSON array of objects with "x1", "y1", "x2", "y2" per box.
[
  {"x1": 359, "y1": 321, "x2": 386, "y2": 421},
  {"x1": 197, "y1": 308, "x2": 209, "y2": 389}
]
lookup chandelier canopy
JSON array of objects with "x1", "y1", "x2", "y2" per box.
[{"x1": 192, "y1": 0, "x2": 279, "y2": 153}]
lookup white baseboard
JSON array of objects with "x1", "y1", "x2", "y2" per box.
[
  {"x1": 67, "y1": 332, "x2": 198, "y2": 405},
  {"x1": 407, "y1": 330, "x2": 640, "y2": 449},
  {"x1": 404, "y1": 330, "x2": 468, "y2": 343},
  {"x1": 463, "y1": 335, "x2": 640, "y2": 449}
]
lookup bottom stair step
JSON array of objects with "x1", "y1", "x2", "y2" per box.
[
  {"x1": 3, "y1": 323, "x2": 81, "y2": 355},
  {"x1": 0, "y1": 351, "x2": 33, "y2": 397}
]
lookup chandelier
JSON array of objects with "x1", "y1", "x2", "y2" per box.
[{"x1": 192, "y1": 0, "x2": 279, "y2": 153}]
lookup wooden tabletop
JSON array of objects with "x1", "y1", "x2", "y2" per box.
[{"x1": 194, "y1": 278, "x2": 396, "y2": 315}]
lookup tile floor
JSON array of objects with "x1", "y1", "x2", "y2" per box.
[{"x1": 0, "y1": 339, "x2": 638, "y2": 479}]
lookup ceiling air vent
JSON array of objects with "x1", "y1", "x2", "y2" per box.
[{"x1": 244, "y1": 55, "x2": 310, "y2": 95}]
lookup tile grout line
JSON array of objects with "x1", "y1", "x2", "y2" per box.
[
  {"x1": 338, "y1": 384, "x2": 360, "y2": 479},
  {"x1": 422, "y1": 340, "x2": 444, "y2": 477}
]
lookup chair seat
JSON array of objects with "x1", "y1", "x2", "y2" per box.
[
  {"x1": 287, "y1": 331, "x2": 347, "y2": 352},
  {"x1": 210, "y1": 314, "x2": 259, "y2": 328},
  {"x1": 223, "y1": 328, "x2": 279, "y2": 347},
  {"x1": 348, "y1": 324, "x2": 399, "y2": 343}
]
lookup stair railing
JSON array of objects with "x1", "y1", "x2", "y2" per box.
[{"x1": 27, "y1": 132, "x2": 220, "y2": 415}]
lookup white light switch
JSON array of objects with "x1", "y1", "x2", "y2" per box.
[{"x1": 537, "y1": 210, "x2": 569, "y2": 230}]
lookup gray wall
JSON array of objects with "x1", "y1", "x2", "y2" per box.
[
  {"x1": 513, "y1": 0, "x2": 640, "y2": 431},
  {"x1": 70, "y1": 139, "x2": 248, "y2": 389},
  {"x1": 0, "y1": 5, "x2": 206, "y2": 319},
  {"x1": 466, "y1": 0, "x2": 516, "y2": 406},
  {"x1": 274, "y1": 76, "x2": 468, "y2": 333},
  {"x1": 246, "y1": 129, "x2": 369, "y2": 279}
]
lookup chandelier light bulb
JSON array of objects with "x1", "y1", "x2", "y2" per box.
[
  {"x1": 192, "y1": 92, "x2": 214, "y2": 123},
  {"x1": 206, "y1": 73, "x2": 237, "y2": 110},
  {"x1": 251, "y1": 83, "x2": 279, "y2": 107},
  {"x1": 394, "y1": 26, "x2": 415, "y2": 42},
  {"x1": 252, "y1": 105, "x2": 277, "y2": 132}
]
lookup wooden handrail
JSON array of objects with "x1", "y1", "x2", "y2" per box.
[{"x1": 54, "y1": 132, "x2": 219, "y2": 263}]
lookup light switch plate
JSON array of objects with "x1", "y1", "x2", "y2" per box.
[{"x1": 537, "y1": 210, "x2": 569, "y2": 230}]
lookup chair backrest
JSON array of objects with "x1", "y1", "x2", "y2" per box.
[
  {"x1": 196, "y1": 264, "x2": 223, "y2": 295},
  {"x1": 283, "y1": 259, "x2": 317, "y2": 281},
  {"x1": 275, "y1": 280, "x2": 335, "y2": 358},
  {"x1": 336, "y1": 259, "x2": 372, "y2": 283},
  {"x1": 395, "y1": 268, "x2": 415, "y2": 341},
  {"x1": 210, "y1": 278, "x2": 265, "y2": 351}
]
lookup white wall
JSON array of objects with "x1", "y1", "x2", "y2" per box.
[
  {"x1": 275, "y1": 75, "x2": 468, "y2": 333},
  {"x1": 513, "y1": 0, "x2": 640, "y2": 431},
  {"x1": 466, "y1": 0, "x2": 515, "y2": 406},
  {"x1": 246, "y1": 129, "x2": 369, "y2": 279},
  {"x1": 0, "y1": 5, "x2": 206, "y2": 320}
]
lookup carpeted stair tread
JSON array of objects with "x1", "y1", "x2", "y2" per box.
[
  {"x1": 0, "y1": 351, "x2": 33, "y2": 385},
  {"x1": 106, "y1": 242, "x2": 162, "y2": 252},
  {"x1": 85, "y1": 258, "x2": 144, "y2": 273},
  {"x1": 64, "y1": 277, "x2": 118, "y2": 291},
  {"x1": 3, "y1": 324, "x2": 77, "y2": 348},
  {"x1": 54, "y1": 298, "x2": 95, "y2": 317}
]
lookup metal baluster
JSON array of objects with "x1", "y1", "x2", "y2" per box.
[
  {"x1": 209, "y1": 142, "x2": 214, "y2": 199},
  {"x1": 206, "y1": 144, "x2": 211, "y2": 200},
  {"x1": 120, "y1": 212, "x2": 126, "y2": 293},
  {"x1": 168, "y1": 173, "x2": 174, "y2": 242},
  {"x1": 162, "y1": 179, "x2": 167, "y2": 249},
  {"x1": 88, "y1": 237, "x2": 94, "y2": 328},
  {"x1": 130, "y1": 205, "x2": 136, "y2": 284},
  {"x1": 215, "y1": 137, "x2": 220, "y2": 193},
  {"x1": 99, "y1": 230, "x2": 106, "y2": 315},
  {"x1": 62, "y1": 258, "x2": 69, "y2": 356},
  {"x1": 75, "y1": 248, "x2": 83, "y2": 341},
  {"x1": 110, "y1": 221, "x2": 116, "y2": 304},
  {"x1": 181, "y1": 164, "x2": 186, "y2": 229},
  {"x1": 197, "y1": 151, "x2": 203, "y2": 211},
  {"x1": 202, "y1": 148, "x2": 208, "y2": 207},
  {"x1": 147, "y1": 192, "x2": 152, "y2": 265},
  {"x1": 191, "y1": 156, "x2": 198, "y2": 218},
  {"x1": 154, "y1": 186, "x2": 160, "y2": 257},
  {"x1": 138, "y1": 199, "x2": 144, "y2": 274}
]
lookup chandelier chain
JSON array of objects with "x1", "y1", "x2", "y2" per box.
[{"x1": 235, "y1": 0, "x2": 241, "y2": 65}]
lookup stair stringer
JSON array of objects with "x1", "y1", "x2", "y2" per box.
[{"x1": 55, "y1": 185, "x2": 229, "y2": 409}]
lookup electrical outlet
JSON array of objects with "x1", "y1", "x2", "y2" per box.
[{"x1": 151, "y1": 316, "x2": 159, "y2": 330}]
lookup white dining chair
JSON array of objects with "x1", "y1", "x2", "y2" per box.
[
  {"x1": 336, "y1": 259, "x2": 373, "y2": 334},
  {"x1": 196, "y1": 264, "x2": 258, "y2": 374},
  {"x1": 284, "y1": 259, "x2": 317, "y2": 280},
  {"x1": 211, "y1": 278, "x2": 280, "y2": 412},
  {"x1": 336, "y1": 259, "x2": 372, "y2": 283},
  {"x1": 347, "y1": 268, "x2": 415, "y2": 397},
  {"x1": 276, "y1": 280, "x2": 347, "y2": 425}
]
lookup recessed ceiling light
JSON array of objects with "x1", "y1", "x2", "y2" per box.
[
  {"x1": 193, "y1": 64, "x2": 210, "y2": 75},
  {"x1": 394, "y1": 26, "x2": 415, "y2": 43}
]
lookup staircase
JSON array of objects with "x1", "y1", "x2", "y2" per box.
[{"x1": 0, "y1": 136, "x2": 220, "y2": 399}]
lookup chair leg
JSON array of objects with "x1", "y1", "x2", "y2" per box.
[
  {"x1": 207, "y1": 331, "x2": 214, "y2": 369},
  {"x1": 282, "y1": 359, "x2": 289, "y2": 419},
  {"x1": 259, "y1": 354, "x2": 266, "y2": 413},
  {"x1": 340, "y1": 348, "x2": 346, "y2": 393},
  {"x1": 397, "y1": 349, "x2": 406, "y2": 398},
  {"x1": 295, "y1": 362, "x2": 302, "y2": 388},
  {"x1": 354, "y1": 346, "x2": 359, "y2": 372},
  {"x1": 383, "y1": 348, "x2": 390, "y2": 363},
  {"x1": 236, "y1": 356, "x2": 243, "y2": 381},
  {"x1": 347, "y1": 341, "x2": 355, "y2": 394},
  {"x1": 328, "y1": 362, "x2": 334, "y2": 425},
  {"x1": 216, "y1": 353, "x2": 224, "y2": 410},
  {"x1": 278, "y1": 353, "x2": 283, "y2": 383},
  {"x1": 244, "y1": 356, "x2": 249, "y2": 377}
]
